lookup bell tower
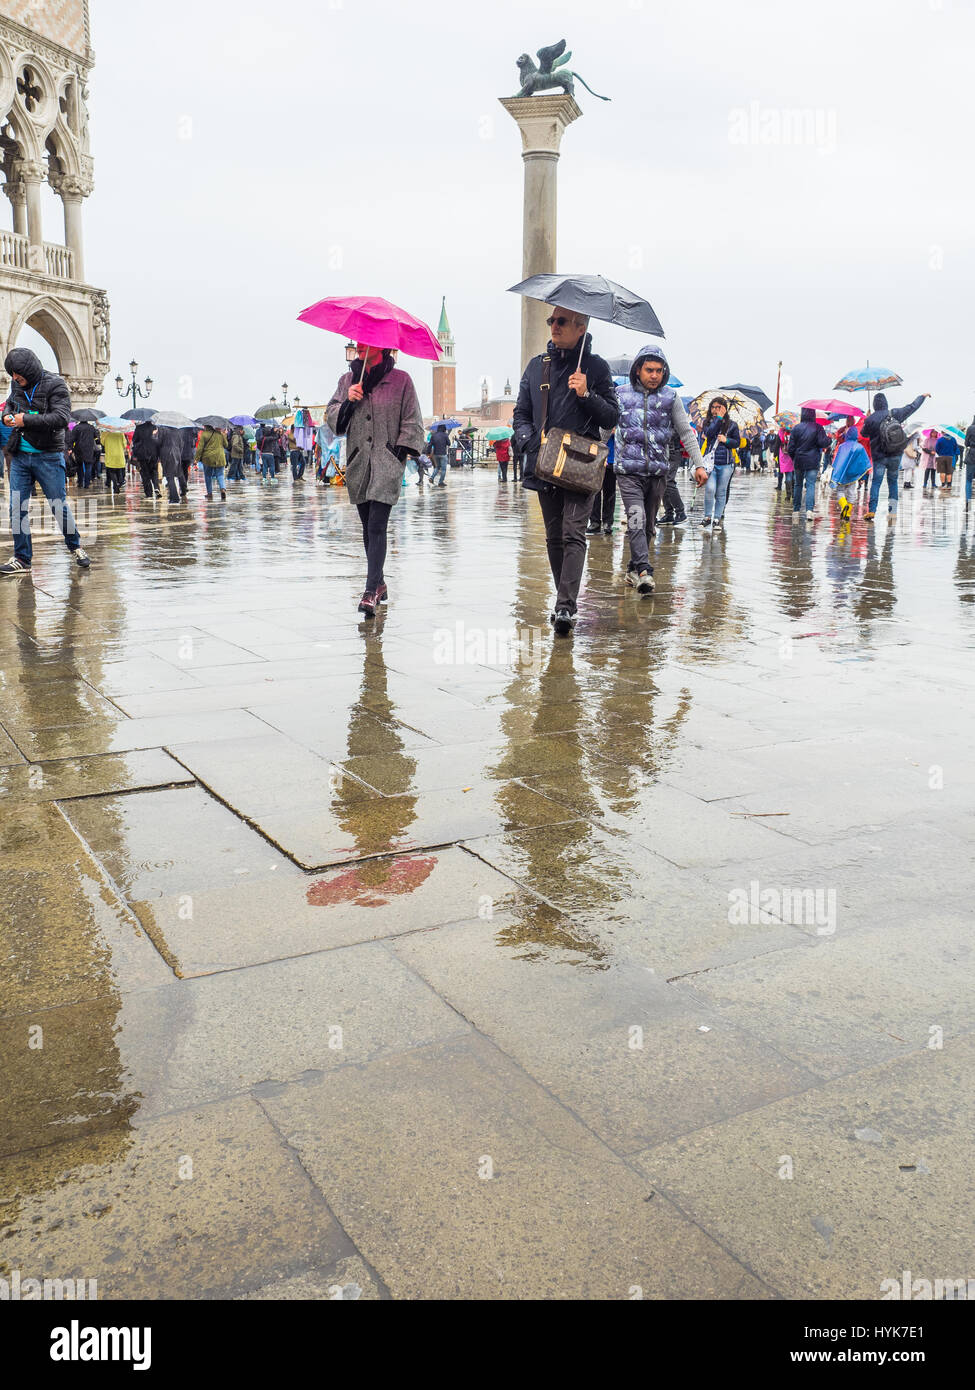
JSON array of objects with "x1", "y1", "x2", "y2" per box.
[{"x1": 431, "y1": 297, "x2": 456, "y2": 419}]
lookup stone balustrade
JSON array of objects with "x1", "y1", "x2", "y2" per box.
[{"x1": 0, "y1": 230, "x2": 75, "y2": 279}]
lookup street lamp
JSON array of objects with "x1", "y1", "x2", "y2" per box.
[{"x1": 116, "y1": 358, "x2": 153, "y2": 413}]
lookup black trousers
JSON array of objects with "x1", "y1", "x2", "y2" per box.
[
  {"x1": 537, "y1": 487, "x2": 596, "y2": 616},
  {"x1": 357, "y1": 500, "x2": 393, "y2": 591},
  {"x1": 163, "y1": 460, "x2": 182, "y2": 503},
  {"x1": 589, "y1": 468, "x2": 617, "y2": 526},
  {"x1": 138, "y1": 462, "x2": 160, "y2": 497},
  {"x1": 662, "y1": 477, "x2": 685, "y2": 519}
]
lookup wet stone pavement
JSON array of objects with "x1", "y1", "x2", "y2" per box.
[{"x1": 1, "y1": 469, "x2": 974, "y2": 1300}]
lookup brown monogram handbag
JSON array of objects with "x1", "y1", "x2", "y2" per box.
[{"x1": 533, "y1": 356, "x2": 609, "y2": 494}]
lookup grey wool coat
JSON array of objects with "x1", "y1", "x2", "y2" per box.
[{"x1": 326, "y1": 369, "x2": 425, "y2": 506}]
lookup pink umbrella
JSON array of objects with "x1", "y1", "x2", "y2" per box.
[
  {"x1": 799, "y1": 398, "x2": 864, "y2": 418},
  {"x1": 297, "y1": 295, "x2": 442, "y2": 361}
]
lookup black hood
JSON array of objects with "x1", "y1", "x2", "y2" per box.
[
  {"x1": 873, "y1": 393, "x2": 888, "y2": 412},
  {"x1": 4, "y1": 348, "x2": 44, "y2": 387},
  {"x1": 800, "y1": 406, "x2": 817, "y2": 424}
]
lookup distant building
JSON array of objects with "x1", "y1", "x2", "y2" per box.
[
  {"x1": 0, "y1": 0, "x2": 110, "y2": 406},
  {"x1": 431, "y1": 297, "x2": 455, "y2": 420},
  {"x1": 457, "y1": 377, "x2": 516, "y2": 430}
]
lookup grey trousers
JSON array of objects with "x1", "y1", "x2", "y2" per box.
[
  {"x1": 537, "y1": 487, "x2": 597, "y2": 615},
  {"x1": 617, "y1": 473, "x2": 668, "y2": 572}
]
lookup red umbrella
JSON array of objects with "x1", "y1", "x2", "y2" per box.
[{"x1": 298, "y1": 295, "x2": 442, "y2": 360}]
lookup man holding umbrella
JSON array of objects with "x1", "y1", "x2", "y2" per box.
[{"x1": 513, "y1": 307, "x2": 619, "y2": 635}]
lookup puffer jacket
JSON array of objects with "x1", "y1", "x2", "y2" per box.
[
  {"x1": 3, "y1": 348, "x2": 71, "y2": 455},
  {"x1": 788, "y1": 407, "x2": 829, "y2": 471},
  {"x1": 614, "y1": 343, "x2": 706, "y2": 478},
  {"x1": 512, "y1": 334, "x2": 619, "y2": 493},
  {"x1": 702, "y1": 417, "x2": 741, "y2": 467}
]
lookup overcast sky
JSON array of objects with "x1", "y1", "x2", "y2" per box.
[{"x1": 34, "y1": 0, "x2": 975, "y2": 420}]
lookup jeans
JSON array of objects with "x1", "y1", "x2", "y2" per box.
[
  {"x1": 923, "y1": 467, "x2": 937, "y2": 489},
  {"x1": 869, "y1": 458, "x2": 900, "y2": 512},
  {"x1": 290, "y1": 450, "x2": 305, "y2": 480},
  {"x1": 8, "y1": 452, "x2": 82, "y2": 564},
  {"x1": 965, "y1": 461, "x2": 975, "y2": 503},
  {"x1": 357, "y1": 500, "x2": 393, "y2": 591},
  {"x1": 617, "y1": 473, "x2": 668, "y2": 571},
  {"x1": 260, "y1": 453, "x2": 276, "y2": 480},
  {"x1": 793, "y1": 466, "x2": 818, "y2": 513},
  {"x1": 537, "y1": 487, "x2": 597, "y2": 615},
  {"x1": 589, "y1": 468, "x2": 617, "y2": 527},
  {"x1": 204, "y1": 465, "x2": 227, "y2": 498},
  {"x1": 432, "y1": 458, "x2": 447, "y2": 485},
  {"x1": 228, "y1": 457, "x2": 245, "y2": 481},
  {"x1": 703, "y1": 463, "x2": 734, "y2": 520}
]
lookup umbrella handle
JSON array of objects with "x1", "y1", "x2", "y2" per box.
[{"x1": 577, "y1": 339, "x2": 585, "y2": 376}]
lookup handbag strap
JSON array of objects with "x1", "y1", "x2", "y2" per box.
[{"x1": 540, "y1": 355, "x2": 552, "y2": 437}]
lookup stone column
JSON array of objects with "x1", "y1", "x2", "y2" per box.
[
  {"x1": 3, "y1": 169, "x2": 28, "y2": 237},
  {"x1": 499, "y1": 94, "x2": 582, "y2": 371},
  {"x1": 21, "y1": 161, "x2": 46, "y2": 268},
  {"x1": 55, "y1": 174, "x2": 90, "y2": 281}
]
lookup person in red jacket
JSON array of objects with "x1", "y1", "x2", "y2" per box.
[{"x1": 495, "y1": 435, "x2": 512, "y2": 483}]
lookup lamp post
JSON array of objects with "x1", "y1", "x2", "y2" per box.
[{"x1": 115, "y1": 359, "x2": 153, "y2": 414}]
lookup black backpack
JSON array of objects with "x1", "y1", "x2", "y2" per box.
[{"x1": 878, "y1": 415, "x2": 908, "y2": 455}]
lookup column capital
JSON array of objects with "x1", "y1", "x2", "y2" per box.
[
  {"x1": 499, "y1": 94, "x2": 583, "y2": 157},
  {"x1": 18, "y1": 160, "x2": 46, "y2": 184},
  {"x1": 2, "y1": 176, "x2": 27, "y2": 206},
  {"x1": 50, "y1": 172, "x2": 94, "y2": 201}
]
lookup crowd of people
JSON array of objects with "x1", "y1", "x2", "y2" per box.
[{"x1": 4, "y1": 339, "x2": 974, "y2": 635}]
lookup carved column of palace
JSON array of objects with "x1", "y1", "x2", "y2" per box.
[
  {"x1": 4, "y1": 165, "x2": 28, "y2": 238},
  {"x1": 21, "y1": 160, "x2": 46, "y2": 254},
  {"x1": 49, "y1": 171, "x2": 90, "y2": 281},
  {"x1": 499, "y1": 93, "x2": 582, "y2": 371}
]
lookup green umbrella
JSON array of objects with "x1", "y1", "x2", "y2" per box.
[{"x1": 485, "y1": 427, "x2": 514, "y2": 441}]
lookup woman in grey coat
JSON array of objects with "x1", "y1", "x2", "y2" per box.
[{"x1": 327, "y1": 346, "x2": 425, "y2": 618}]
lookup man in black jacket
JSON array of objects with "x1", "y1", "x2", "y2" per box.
[
  {"x1": 1, "y1": 349, "x2": 90, "y2": 576},
  {"x1": 513, "y1": 309, "x2": 619, "y2": 634},
  {"x1": 71, "y1": 420, "x2": 99, "y2": 489},
  {"x1": 131, "y1": 422, "x2": 161, "y2": 498},
  {"x1": 788, "y1": 407, "x2": 829, "y2": 523},
  {"x1": 156, "y1": 427, "x2": 184, "y2": 503},
  {"x1": 862, "y1": 390, "x2": 929, "y2": 520}
]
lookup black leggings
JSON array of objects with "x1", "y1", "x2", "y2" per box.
[{"x1": 357, "y1": 501, "x2": 393, "y2": 591}]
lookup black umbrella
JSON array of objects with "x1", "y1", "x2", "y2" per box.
[
  {"x1": 71, "y1": 408, "x2": 104, "y2": 423},
  {"x1": 721, "y1": 383, "x2": 774, "y2": 412},
  {"x1": 509, "y1": 273, "x2": 665, "y2": 370},
  {"x1": 195, "y1": 415, "x2": 231, "y2": 430},
  {"x1": 121, "y1": 407, "x2": 156, "y2": 423}
]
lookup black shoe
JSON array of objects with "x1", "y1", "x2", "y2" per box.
[
  {"x1": 673, "y1": 513, "x2": 688, "y2": 525},
  {"x1": 553, "y1": 608, "x2": 575, "y2": 637},
  {"x1": 0, "y1": 557, "x2": 31, "y2": 577},
  {"x1": 658, "y1": 515, "x2": 675, "y2": 526},
  {"x1": 586, "y1": 523, "x2": 600, "y2": 534},
  {"x1": 637, "y1": 570, "x2": 655, "y2": 595},
  {"x1": 603, "y1": 524, "x2": 613, "y2": 535},
  {"x1": 74, "y1": 548, "x2": 92, "y2": 569}
]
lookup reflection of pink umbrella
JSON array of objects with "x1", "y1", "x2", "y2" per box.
[
  {"x1": 799, "y1": 398, "x2": 864, "y2": 418},
  {"x1": 297, "y1": 295, "x2": 442, "y2": 360}
]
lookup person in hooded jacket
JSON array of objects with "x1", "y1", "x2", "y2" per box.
[
  {"x1": 179, "y1": 427, "x2": 196, "y2": 497},
  {"x1": 71, "y1": 419, "x2": 99, "y2": 490},
  {"x1": 156, "y1": 426, "x2": 184, "y2": 503},
  {"x1": 513, "y1": 309, "x2": 619, "y2": 634},
  {"x1": 830, "y1": 426, "x2": 871, "y2": 522},
  {"x1": 788, "y1": 407, "x2": 829, "y2": 522},
  {"x1": 699, "y1": 398, "x2": 740, "y2": 530},
  {"x1": 964, "y1": 417, "x2": 975, "y2": 509},
  {"x1": 131, "y1": 421, "x2": 161, "y2": 498},
  {"x1": 613, "y1": 345, "x2": 707, "y2": 589},
  {"x1": 327, "y1": 344, "x2": 424, "y2": 618},
  {"x1": 862, "y1": 390, "x2": 929, "y2": 520},
  {"x1": 1, "y1": 348, "x2": 90, "y2": 576}
]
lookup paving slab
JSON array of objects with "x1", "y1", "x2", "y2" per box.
[
  {"x1": 0, "y1": 750, "x2": 193, "y2": 806},
  {"x1": 0, "y1": 1098, "x2": 351, "y2": 1300},
  {"x1": 261, "y1": 1033, "x2": 772, "y2": 1300},
  {"x1": 634, "y1": 1037, "x2": 975, "y2": 1300}
]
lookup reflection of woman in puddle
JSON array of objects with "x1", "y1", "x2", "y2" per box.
[
  {"x1": 954, "y1": 530, "x2": 975, "y2": 607},
  {"x1": 770, "y1": 514, "x2": 817, "y2": 622},
  {"x1": 307, "y1": 633, "x2": 433, "y2": 909},
  {"x1": 680, "y1": 529, "x2": 747, "y2": 654}
]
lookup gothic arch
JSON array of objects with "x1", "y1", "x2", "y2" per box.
[
  {"x1": 1, "y1": 99, "x2": 41, "y2": 165},
  {"x1": 7, "y1": 294, "x2": 90, "y2": 377},
  {"x1": 45, "y1": 122, "x2": 80, "y2": 180},
  {"x1": 10, "y1": 51, "x2": 58, "y2": 132}
]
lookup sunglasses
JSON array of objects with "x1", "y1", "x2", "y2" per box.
[{"x1": 546, "y1": 316, "x2": 572, "y2": 327}]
